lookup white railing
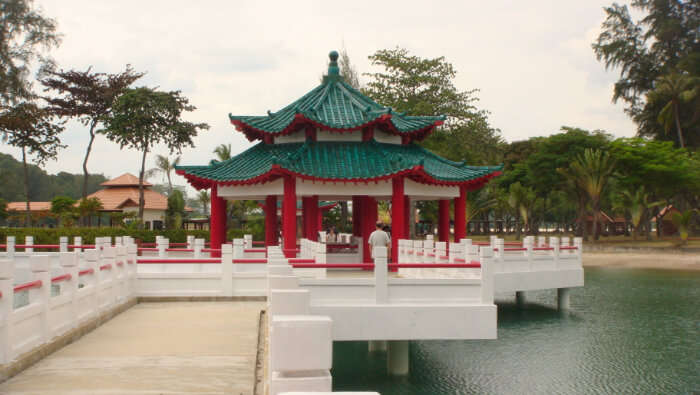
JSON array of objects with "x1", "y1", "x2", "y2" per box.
[{"x1": 0, "y1": 242, "x2": 137, "y2": 364}]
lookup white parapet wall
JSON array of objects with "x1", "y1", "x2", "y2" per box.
[{"x1": 0, "y1": 241, "x2": 138, "y2": 364}]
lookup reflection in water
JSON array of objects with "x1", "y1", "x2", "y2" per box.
[{"x1": 332, "y1": 268, "x2": 700, "y2": 394}]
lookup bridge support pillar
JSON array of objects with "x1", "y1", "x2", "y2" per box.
[
  {"x1": 387, "y1": 340, "x2": 409, "y2": 375},
  {"x1": 557, "y1": 288, "x2": 571, "y2": 310},
  {"x1": 516, "y1": 291, "x2": 526, "y2": 307},
  {"x1": 368, "y1": 340, "x2": 387, "y2": 352}
]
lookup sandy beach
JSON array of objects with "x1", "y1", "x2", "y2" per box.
[{"x1": 583, "y1": 252, "x2": 700, "y2": 271}]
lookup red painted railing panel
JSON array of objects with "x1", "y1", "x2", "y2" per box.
[
  {"x1": 78, "y1": 269, "x2": 94, "y2": 276},
  {"x1": 51, "y1": 274, "x2": 72, "y2": 283},
  {"x1": 99, "y1": 264, "x2": 112, "y2": 271},
  {"x1": 14, "y1": 280, "x2": 42, "y2": 293},
  {"x1": 233, "y1": 259, "x2": 267, "y2": 264},
  {"x1": 137, "y1": 259, "x2": 221, "y2": 264}
]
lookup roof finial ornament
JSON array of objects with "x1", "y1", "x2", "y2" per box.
[{"x1": 328, "y1": 50, "x2": 340, "y2": 76}]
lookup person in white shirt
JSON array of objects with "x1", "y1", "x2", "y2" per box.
[{"x1": 368, "y1": 221, "x2": 391, "y2": 259}]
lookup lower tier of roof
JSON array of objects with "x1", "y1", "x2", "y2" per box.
[{"x1": 176, "y1": 140, "x2": 502, "y2": 190}]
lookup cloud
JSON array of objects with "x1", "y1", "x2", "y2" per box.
[{"x1": 3, "y1": 0, "x2": 636, "y2": 196}]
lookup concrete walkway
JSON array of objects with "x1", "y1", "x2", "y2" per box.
[{"x1": 0, "y1": 301, "x2": 264, "y2": 394}]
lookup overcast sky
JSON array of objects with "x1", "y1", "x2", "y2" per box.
[{"x1": 1, "y1": 0, "x2": 636, "y2": 191}]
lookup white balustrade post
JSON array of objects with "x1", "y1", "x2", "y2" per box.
[
  {"x1": 73, "y1": 236, "x2": 82, "y2": 252},
  {"x1": 116, "y1": 246, "x2": 127, "y2": 301},
  {"x1": 59, "y1": 252, "x2": 79, "y2": 329},
  {"x1": 103, "y1": 247, "x2": 117, "y2": 308},
  {"x1": 561, "y1": 237, "x2": 570, "y2": 247},
  {"x1": 6, "y1": 236, "x2": 15, "y2": 260},
  {"x1": 461, "y1": 239, "x2": 472, "y2": 261},
  {"x1": 467, "y1": 245, "x2": 479, "y2": 265},
  {"x1": 574, "y1": 237, "x2": 583, "y2": 263},
  {"x1": 495, "y1": 238, "x2": 504, "y2": 273},
  {"x1": 374, "y1": 246, "x2": 388, "y2": 304},
  {"x1": 489, "y1": 235, "x2": 497, "y2": 246},
  {"x1": 233, "y1": 239, "x2": 244, "y2": 259},
  {"x1": 30, "y1": 255, "x2": 50, "y2": 343},
  {"x1": 524, "y1": 237, "x2": 534, "y2": 271},
  {"x1": 84, "y1": 249, "x2": 98, "y2": 290},
  {"x1": 423, "y1": 239, "x2": 433, "y2": 264},
  {"x1": 0, "y1": 258, "x2": 15, "y2": 363},
  {"x1": 25, "y1": 236, "x2": 33, "y2": 253},
  {"x1": 187, "y1": 235, "x2": 195, "y2": 250},
  {"x1": 318, "y1": 231, "x2": 326, "y2": 244},
  {"x1": 244, "y1": 234, "x2": 253, "y2": 249},
  {"x1": 59, "y1": 236, "x2": 68, "y2": 253},
  {"x1": 115, "y1": 236, "x2": 123, "y2": 246},
  {"x1": 435, "y1": 242, "x2": 446, "y2": 264},
  {"x1": 550, "y1": 236, "x2": 560, "y2": 268},
  {"x1": 412, "y1": 241, "x2": 422, "y2": 264},
  {"x1": 221, "y1": 244, "x2": 233, "y2": 297},
  {"x1": 316, "y1": 242, "x2": 327, "y2": 265},
  {"x1": 127, "y1": 244, "x2": 137, "y2": 296},
  {"x1": 194, "y1": 238, "x2": 204, "y2": 259},
  {"x1": 479, "y1": 247, "x2": 494, "y2": 304}
]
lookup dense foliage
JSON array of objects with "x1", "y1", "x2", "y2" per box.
[{"x1": 0, "y1": 153, "x2": 107, "y2": 201}]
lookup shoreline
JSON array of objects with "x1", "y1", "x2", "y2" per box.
[{"x1": 582, "y1": 251, "x2": 700, "y2": 271}]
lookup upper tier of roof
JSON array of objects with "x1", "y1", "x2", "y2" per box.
[
  {"x1": 176, "y1": 140, "x2": 502, "y2": 190},
  {"x1": 101, "y1": 173, "x2": 153, "y2": 187},
  {"x1": 229, "y1": 51, "x2": 445, "y2": 142}
]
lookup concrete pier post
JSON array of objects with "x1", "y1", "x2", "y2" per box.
[
  {"x1": 387, "y1": 340, "x2": 409, "y2": 375},
  {"x1": 558, "y1": 288, "x2": 571, "y2": 310},
  {"x1": 516, "y1": 291, "x2": 526, "y2": 307},
  {"x1": 368, "y1": 340, "x2": 387, "y2": 352}
]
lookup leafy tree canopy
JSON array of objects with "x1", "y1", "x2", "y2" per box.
[{"x1": 0, "y1": 0, "x2": 60, "y2": 105}]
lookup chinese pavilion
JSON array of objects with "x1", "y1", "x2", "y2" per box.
[{"x1": 176, "y1": 51, "x2": 502, "y2": 260}]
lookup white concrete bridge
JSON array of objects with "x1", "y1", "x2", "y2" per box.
[{"x1": 0, "y1": 233, "x2": 582, "y2": 394}]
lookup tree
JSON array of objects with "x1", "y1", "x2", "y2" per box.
[
  {"x1": 647, "y1": 73, "x2": 699, "y2": 148},
  {"x1": 50, "y1": 195, "x2": 75, "y2": 227},
  {"x1": 559, "y1": 149, "x2": 616, "y2": 241},
  {"x1": 101, "y1": 87, "x2": 209, "y2": 227},
  {"x1": 363, "y1": 47, "x2": 504, "y2": 231},
  {"x1": 40, "y1": 65, "x2": 144, "y2": 203},
  {"x1": 77, "y1": 196, "x2": 103, "y2": 226},
  {"x1": 213, "y1": 144, "x2": 232, "y2": 162},
  {"x1": 0, "y1": 102, "x2": 64, "y2": 225},
  {"x1": 165, "y1": 189, "x2": 186, "y2": 229},
  {"x1": 0, "y1": 198, "x2": 7, "y2": 221},
  {"x1": 0, "y1": 0, "x2": 60, "y2": 105},
  {"x1": 613, "y1": 186, "x2": 662, "y2": 240},
  {"x1": 671, "y1": 209, "x2": 698, "y2": 244},
  {"x1": 507, "y1": 182, "x2": 539, "y2": 240},
  {"x1": 338, "y1": 46, "x2": 360, "y2": 89},
  {"x1": 197, "y1": 190, "x2": 210, "y2": 216},
  {"x1": 592, "y1": 0, "x2": 700, "y2": 147},
  {"x1": 146, "y1": 154, "x2": 181, "y2": 194}
]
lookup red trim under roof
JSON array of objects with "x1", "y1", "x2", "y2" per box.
[
  {"x1": 177, "y1": 166, "x2": 501, "y2": 191},
  {"x1": 232, "y1": 113, "x2": 443, "y2": 143}
]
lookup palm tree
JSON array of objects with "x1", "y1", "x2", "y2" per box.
[
  {"x1": 77, "y1": 197, "x2": 104, "y2": 227},
  {"x1": 671, "y1": 209, "x2": 698, "y2": 245},
  {"x1": 146, "y1": 154, "x2": 181, "y2": 194},
  {"x1": 197, "y1": 190, "x2": 210, "y2": 216},
  {"x1": 213, "y1": 144, "x2": 232, "y2": 161},
  {"x1": 465, "y1": 189, "x2": 497, "y2": 235},
  {"x1": 648, "y1": 73, "x2": 699, "y2": 149},
  {"x1": 560, "y1": 149, "x2": 616, "y2": 241},
  {"x1": 507, "y1": 182, "x2": 538, "y2": 240},
  {"x1": 612, "y1": 187, "x2": 662, "y2": 240}
]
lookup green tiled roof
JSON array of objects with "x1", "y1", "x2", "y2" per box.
[
  {"x1": 176, "y1": 140, "x2": 502, "y2": 189},
  {"x1": 230, "y1": 51, "x2": 445, "y2": 141}
]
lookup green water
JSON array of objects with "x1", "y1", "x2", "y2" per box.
[{"x1": 332, "y1": 268, "x2": 700, "y2": 394}]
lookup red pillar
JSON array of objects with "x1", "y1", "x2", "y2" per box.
[
  {"x1": 352, "y1": 196, "x2": 361, "y2": 236},
  {"x1": 391, "y1": 178, "x2": 405, "y2": 263},
  {"x1": 438, "y1": 199, "x2": 450, "y2": 242},
  {"x1": 454, "y1": 186, "x2": 467, "y2": 242},
  {"x1": 265, "y1": 195, "x2": 278, "y2": 246},
  {"x1": 313, "y1": 196, "x2": 321, "y2": 239},
  {"x1": 361, "y1": 196, "x2": 377, "y2": 264},
  {"x1": 282, "y1": 175, "x2": 297, "y2": 257},
  {"x1": 209, "y1": 184, "x2": 227, "y2": 258},
  {"x1": 307, "y1": 195, "x2": 319, "y2": 240}
]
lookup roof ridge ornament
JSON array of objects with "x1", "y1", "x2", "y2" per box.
[{"x1": 328, "y1": 50, "x2": 339, "y2": 76}]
